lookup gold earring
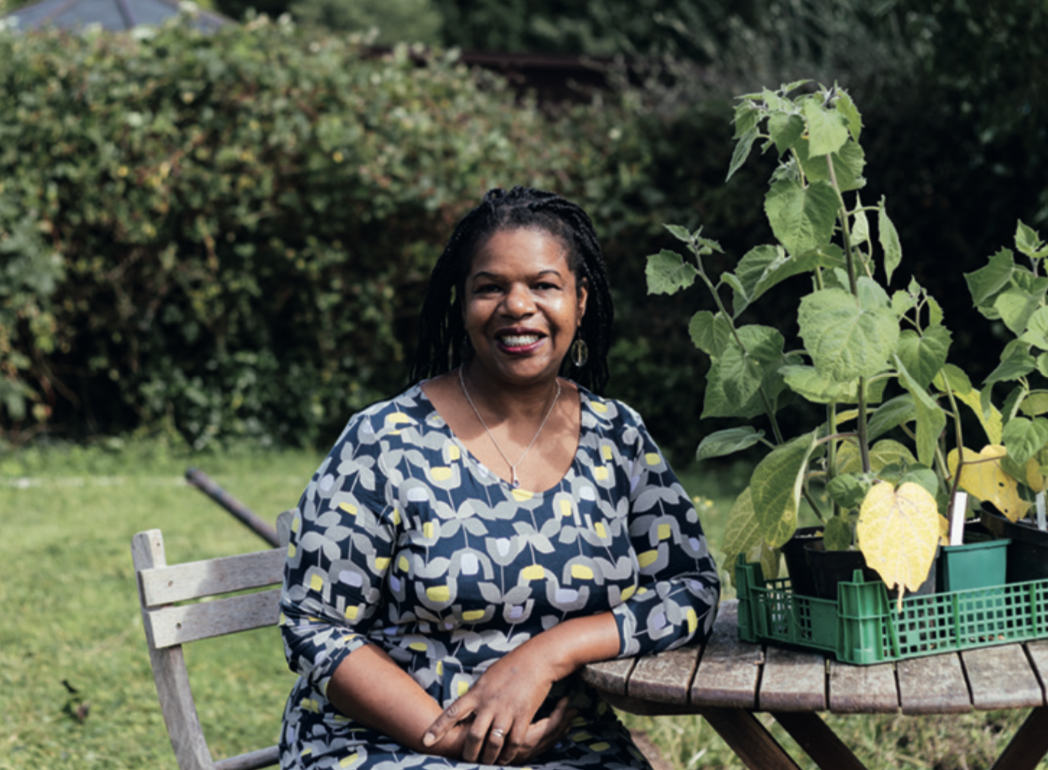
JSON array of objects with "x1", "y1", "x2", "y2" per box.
[{"x1": 571, "y1": 337, "x2": 589, "y2": 368}]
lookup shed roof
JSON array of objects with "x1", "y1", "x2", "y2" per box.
[{"x1": 2, "y1": 0, "x2": 229, "y2": 31}]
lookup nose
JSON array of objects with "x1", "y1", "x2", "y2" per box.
[{"x1": 501, "y1": 282, "x2": 535, "y2": 317}]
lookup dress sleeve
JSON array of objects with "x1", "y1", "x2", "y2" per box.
[
  {"x1": 279, "y1": 419, "x2": 397, "y2": 698},
  {"x1": 611, "y1": 415, "x2": 720, "y2": 658}
]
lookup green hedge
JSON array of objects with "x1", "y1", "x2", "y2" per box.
[{"x1": 0, "y1": 16, "x2": 606, "y2": 449}]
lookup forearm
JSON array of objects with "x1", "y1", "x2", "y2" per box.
[
  {"x1": 326, "y1": 644, "x2": 465, "y2": 758},
  {"x1": 516, "y1": 611, "x2": 621, "y2": 681}
]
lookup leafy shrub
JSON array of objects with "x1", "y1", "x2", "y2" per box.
[{"x1": 0, "y1": 16, "x2": 584, "y2": 449}]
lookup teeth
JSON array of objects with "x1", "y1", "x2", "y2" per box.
[{"x1": 501, "y1": 335, "x2": 540, "y2": 346}]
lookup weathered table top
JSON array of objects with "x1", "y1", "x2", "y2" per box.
[
  {"x1": 582, "y1": 600, "x2": 1048, "y2": 770},
  {"x1": 583, "y1": 599, "x2": 1048, "y2": 715}
]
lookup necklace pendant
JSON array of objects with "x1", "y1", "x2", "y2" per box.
[{"x1": 511, "y1": 472, "x2": 521, "y2": 489}]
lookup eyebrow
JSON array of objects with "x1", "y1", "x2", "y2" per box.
[{"x1": 471, "y1": 269, "x2": 564, "y2": 281}]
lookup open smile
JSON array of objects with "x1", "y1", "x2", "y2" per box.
[{"x1": 496, "y1": 331, "x2": 547, "y2": 353}]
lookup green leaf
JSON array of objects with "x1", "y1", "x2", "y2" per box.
[
  {"x1": 1038, "y1": 353, "x2": 1048, "y2": 378},
  {"x1": 823, "y1": 515, "x2": 854, "y2": 551},
  {"x1": 764, "y1": 178, "x2": 839, "y2": 257},
  {"x1": 750, "y1": 432, "x2": 818, "y2": 548},
  {"x1": 717, "y1": 325, "x2": 785, "y2": 405},
  {"x1": 835, "y1": 90, "x2": 863, "y2": 141},
  {"x1": 895, "y1": 355, "x2": 947, "y2": 467},
  {"x1": 802, "y1": 99, "x2": 849, "y2": 157},
  {"x1": 878, "y1": 198, "x2": 902, "y2": 285},
  {"x1": 702, "y1": 332, "x2": 795, "y2": 420},
  {"x1": 727, "y1": 126, "x2": 759, "y2": 182},
  {"x1": 1019, "y1": 306, "x2": 1048, "y2": 349},
  {"x1": 688, "y1": 311, "x2": 732, "y2": 357},
  {"x1": 1002, "y1": 416, "x2": 1048, "y2": 465},
  {"x1": 1020, "y1": 391, "x2": 1048, "y2": 416},
  {"x1": 867, "y1": 395, "x2": 916, "y2": 441},
  {"x1": 985, "y1": 346, "x2": 1037, "y2": 387},
  {"x1": 933, "y1": 363, "x2": 973, "y2": 395},
  {"x1": 781, "y1": 365, "x2": 886, "y2": 405},
  {"x1": 767, "y1": 112, "x2": 805, "y2": 156},
  {"x1": 827, "y1": 474, "x2": 870, "y2": 510},
  {"x1": 721, "y1": 486, "x2": 762, "y2": 566},
  {"x1": 995, "y1": 276, "x2": 1048, "y2": 335},
  {"x1": 733, "y1": 102, "x2": 761, "y2": 138},
  {"x1": 797, "y1": 137, "x2": 866, "y2": 193},
  {"x1": 966, "y1": 248, "x2": 1015, "y2": 314},
  {"x1": 663, "y1": 224, "x2": 692, "y2": 243},
  {"x1": 731, "y1": 244, "x2": 843, "y2": 317},
  {"x1": 851, "y1": 196, "x2": 870, "y2": 245},
  {"x1": 896, "y1": 325, "x2": 952, "y2": 390},
  {"x1": 645, "y1": 250, "x2": 698, "y2": 295},
  {"x1": 798, "y1": 287, "x2": 900, "y2": 382},
  {"x1": 1016, "y1": 220, "x2": 1047, "y2": 259},
  {"x1": 696, "y1": 426, "x2": 765, "y2": 461}
]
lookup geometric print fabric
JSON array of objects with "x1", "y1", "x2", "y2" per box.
[{"x1": 279, "y1": 383, "x2": 720, "y2": 769}]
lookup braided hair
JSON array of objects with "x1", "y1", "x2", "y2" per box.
[{"x1": 409, "y1": 186, "x2": 614, "y2": 394}]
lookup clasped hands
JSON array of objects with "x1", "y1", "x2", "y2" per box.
[{"x1": 421, "y1": 644, "x2": 578, "y2": 766}]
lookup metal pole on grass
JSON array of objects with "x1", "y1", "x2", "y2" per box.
[{"x1": 184, "y1": 466, "x2": 281, "y2": 547}]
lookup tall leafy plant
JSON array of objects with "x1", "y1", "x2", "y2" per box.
[{"x1": 647, "y1": 82, "x2": 1001, "y2": 596}]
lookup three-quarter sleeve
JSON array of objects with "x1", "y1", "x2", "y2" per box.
[
  {"x1": 611, "y1": 415, "x2": 720, "y2": 658},
  {"x1": 279, "y1": 422, "x2": 398, "y2": 699}
]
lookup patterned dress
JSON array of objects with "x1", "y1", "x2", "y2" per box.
[{"x1": 279, "y1": 383, "x2": 720, "y2": 770}]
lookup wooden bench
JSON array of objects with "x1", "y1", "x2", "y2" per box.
[{"x1": 132, "y1": 511, "x2": 293, "y2": 770}]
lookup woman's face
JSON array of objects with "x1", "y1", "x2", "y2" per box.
[{"x1": 462, "y1": 227, "x2": 588, "y2": 388}]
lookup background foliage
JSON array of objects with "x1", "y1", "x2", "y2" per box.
[{"x1": 2, "y1": 1, "x2": 1048, "y2": 468}]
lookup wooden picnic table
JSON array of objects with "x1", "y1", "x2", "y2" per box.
[{"x1": 581, "y1": 600, "x2": 1048, "y2": 770}]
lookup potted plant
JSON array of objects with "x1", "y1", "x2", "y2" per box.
[
  {"x1": 646, "y1": 82, "x2": 1016, "y2": 601},
  {"x1": 960, "y1": 222, "x2": 1048, "y2": 582}
]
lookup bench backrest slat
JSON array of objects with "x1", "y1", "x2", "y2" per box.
[
  {"x1": 140, "y1": 548, "x2": 285, "y2": 607},
  {"x1": 147, "y1": 588, "x2": 283, "y2": 648}
]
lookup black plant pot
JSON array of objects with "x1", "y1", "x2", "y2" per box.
[
  {"x1": 804, "y1": 541, "x2": 937, "y2": 601},
  {"x1": 980, "y1": 506, "x2": 1048, "y2": 582},
  {"x1": 780, "y1": 526, "x2": 823, "y2": 597}
]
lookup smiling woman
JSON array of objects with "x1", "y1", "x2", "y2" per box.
[{"x1": 276, "y1": 187, "x2": 720, "y2": 770}]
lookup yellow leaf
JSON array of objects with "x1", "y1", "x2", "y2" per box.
[
  {"x1": 947, "y1": 445, "x2": 1030, "y2": 522},
  {"x1": 1026, "y1": 458, "x2": 1047, "y2": 493},
  {"x1": 953, "y1": 388, "x2": 1002, "y2": 445},
  {"x1": 856, "y1": 482, "x2": 940, "y2": 598}
]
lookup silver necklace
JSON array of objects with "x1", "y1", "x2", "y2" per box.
[{"x1": 458, "y1": 367, "x2": 562, "y2": 489}]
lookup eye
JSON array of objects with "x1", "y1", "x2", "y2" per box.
[
  {"x1": 534, "y1": 281, "x2": 560, "y2": 291},
  {"x1": 474, "y1": 282, "x2": 502, "y2": 294}
]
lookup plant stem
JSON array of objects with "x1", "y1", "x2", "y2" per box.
[{"x1": 825, "y1": 153, "x2": 871, "y2": 473}]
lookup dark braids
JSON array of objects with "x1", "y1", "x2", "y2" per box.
[{"x1": 409, "y1": 186, "x2": 614, "y2": 394}]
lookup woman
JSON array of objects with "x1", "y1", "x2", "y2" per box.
[{"x1": 279, "y1": 187, "x2": 720, "y2": 770}]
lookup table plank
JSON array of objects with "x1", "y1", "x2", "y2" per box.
[
  {"x1": 897, "y1": 653, "x2": 971, "y2": 714},
  {"x1": 827, "y1": 660, "x2": 898, "y2": 713},
  {"x1": 628, "y1": 645, "x2": 702, "y2": 704},
  {"x1": 580, "y1": 656, "x2": 634, "y2": 697},
  {"x1": 759, "y1": 646, "x2": 826, "y2": 712},
  {"x1": 962, "y1": 645, "x2": 1043, "y2": 710},
  {"x1": 691, "y1": 600, "x2": 764, "y2": 710}
]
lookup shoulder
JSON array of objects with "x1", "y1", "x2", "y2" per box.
[
  {"x1": 577, "y1": 385, "x2": 647, "y2": 434},
  {"x1": 333, "y1": 384, "x2": 437, "y2": 447}
]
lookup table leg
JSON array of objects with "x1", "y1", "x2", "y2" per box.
[
  {"x1": 990, "y1": 706, "x2": 1048, "y2": 770},
  {"x1": 772, "y1": 711, "x2": 869, "y2": 770},
  {"x1": 697, "y1": 708, "x2": 802, "y2": 770}
]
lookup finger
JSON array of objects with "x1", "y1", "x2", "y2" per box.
[
  {"x1": 461, "y1": 712, "x2": 495, "y2": 763},
  {"x1": 481, "y1": 723, "x2": 510, "y2": 765},
  {"x1": 421, "y1": 695, "x2": 477, "y2": 748}
]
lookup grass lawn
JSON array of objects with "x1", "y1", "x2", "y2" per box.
[{"x1": 0, "y1": 442, "x2": 1040, "y2": 769}]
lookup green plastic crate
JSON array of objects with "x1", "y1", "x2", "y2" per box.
[{"x1": 735, "y1": 556, "x2": 1048, "y2": 664}]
